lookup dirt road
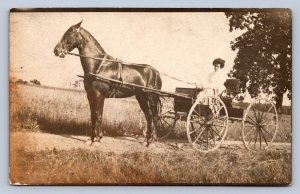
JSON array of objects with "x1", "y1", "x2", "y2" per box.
[{"x1": 10, "y1": 132, "x2": 291, "y2": 154}]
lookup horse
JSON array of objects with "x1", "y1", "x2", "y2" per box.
[{"x1": 53, "y1": 21, "x2": 162, "y2": 146}]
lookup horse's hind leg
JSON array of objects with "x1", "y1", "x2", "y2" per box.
[
  {"x1": 136, "y1": 94, "x2": 152, "y2": 146},
  {"x1": 148, "y1": 94, "x2": 160, "y2": 141}
]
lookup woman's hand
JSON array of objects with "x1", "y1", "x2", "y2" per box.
[{"x1": 196, "y1": 83, "x2": 204, "y2": 90}]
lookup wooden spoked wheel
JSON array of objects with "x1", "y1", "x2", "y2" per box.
[
  {"x1": 155, "y1": 97, "x2": 177, "y2": 139},
  {"x1": 186, "y1": 95, "x2": 229, "y2": 153},
  {"x1": 242, "y1": 98, "x2": 278, "y2": 150}
]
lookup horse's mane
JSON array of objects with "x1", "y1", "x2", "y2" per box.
[{"x1": 79, "y1": 27, "x2": 106, "y2": 54}]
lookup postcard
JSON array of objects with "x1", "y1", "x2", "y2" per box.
[{"x1": 9, "y1": 8, "x2": 292, "y2": 185}]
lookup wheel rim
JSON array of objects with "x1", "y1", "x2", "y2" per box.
[
  {"x1": 242, "y1": 98, "x2": 278, "y2": 150},
  {"x1": 156, "y1": 97, "x2": 177, "y2": 139},
  {"x1": 186, "y1": 95, "x2": 228, "y2": 152}
]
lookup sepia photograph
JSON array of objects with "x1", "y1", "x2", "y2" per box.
[{"x1": 9, "y1": 8, "x2": 292, "y2": 185}]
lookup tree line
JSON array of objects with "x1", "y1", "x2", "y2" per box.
[{"x1": 15, "y1": 79, "x2": 41, "y2": 85}]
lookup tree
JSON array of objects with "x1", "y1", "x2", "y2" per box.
[
  {"x1": 225, "y1": 9, "x2": 291, "y2": 111},
  {"x1": 15, "y1": 79, "x2": 28, "y2": 85},
  {"x1": 30, "y1": 79, "x2": 41, "y2": 85}
]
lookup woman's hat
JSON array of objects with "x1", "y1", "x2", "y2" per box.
[{"x1": 213, "y1": 58, "x2": 225, "y2": 68}]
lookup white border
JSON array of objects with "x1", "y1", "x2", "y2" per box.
[{"x1": 1, "y1": 1, "x2": 298, "y2": 193}]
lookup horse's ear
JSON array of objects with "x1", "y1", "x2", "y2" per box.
[{"x1": 73, "y1": 20, "x2": 83, "y2": 30}]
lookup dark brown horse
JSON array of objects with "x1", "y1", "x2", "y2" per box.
[{"x1": 54, "y1": 21, "x2": 162, "y2": 146}]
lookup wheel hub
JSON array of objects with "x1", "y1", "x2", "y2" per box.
[{"x1": 206, "y1": 121, "x2": 212, "y2": 126}]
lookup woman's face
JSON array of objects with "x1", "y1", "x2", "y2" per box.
[{"x1": 214, "y1": 64, "x2": 221, "y2": 72}]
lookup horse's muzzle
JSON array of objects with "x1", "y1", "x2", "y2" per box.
[
  {"x1": 54, "y1": 48, "x2": 59, "y2": 56},
  {"x1": 59, "y1": 53, "x2": 65, "y2": 58},
  {"x1": 54, "y1": 48, "x2": 67, "y2": 58}
]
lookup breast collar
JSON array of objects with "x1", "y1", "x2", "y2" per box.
[{"x1": 94, "y1": 54, "x2": 123, "y2": 81}]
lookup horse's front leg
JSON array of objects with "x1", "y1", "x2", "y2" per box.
[
  {"x1": 87, "y1": 91, "x2": 105, "y2": 145},
  {"x1": 86, "y1": 91, "x2": 96, "y2": 145},
  {"x1": 94, "y1": 93, "x2": 105, "y2": 142}
]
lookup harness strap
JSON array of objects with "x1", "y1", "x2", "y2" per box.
[
  {"x1": 109, "y1": 60, "x2": 123, "y2": 98},
  {"x1": 155, "y1": 72, "x2": 158, "y2": 89},
  {"x1": 117, "y1": 61, "x2": 123, "y2": 81},
  {"x1": 96, "y1": 54, "x2": 108, "y2": 74}
]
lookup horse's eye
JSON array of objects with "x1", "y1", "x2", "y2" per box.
[{"x1": 66, "y1": 40, "x2": 72, "y2": 45}]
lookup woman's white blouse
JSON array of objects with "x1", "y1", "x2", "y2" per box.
[{"x1": 207, "y1": 70, "x2": 226, "y2": 93}]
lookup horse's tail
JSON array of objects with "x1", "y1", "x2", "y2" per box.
[{"x1": 156, "y1": 71, "x2": 162, "y2": 90}]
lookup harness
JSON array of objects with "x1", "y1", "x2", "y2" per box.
[
  {"x1": 68, "y1": 52, "x2": 200, "y2": 98},
  {"x1": 67, "y1": 51, "x2": 196, "y2": 87},
  {"x1": 79, "y1": 53, "x2": 123, "y2": 83},
  {"x1": 108, "y1": 61, "x2": 123, "y2": 97},
  {"x1": 95, "y1": 54, "x2": 108, "y2": 74},
  {"x1": 92, "y1": 54, "x2": 124, "y2": 98},
  {"x1": 116, "y1": 61, "x2": 123, "y2": 82}
]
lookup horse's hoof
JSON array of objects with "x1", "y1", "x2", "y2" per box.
[{"x1": 146, "y1": 140, "x2": 152, "y2": 147}]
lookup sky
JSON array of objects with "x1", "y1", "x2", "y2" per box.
[
  {"x1": 10, "y1": 12, "x2": 240, "y2": 87},
  {"x1": 9, "y1": 11, "x2": 290, "y2": 105}
]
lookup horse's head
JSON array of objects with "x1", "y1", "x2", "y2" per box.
[{"x1": 54, "y1": 21, "x2": 83, "y2": 58}]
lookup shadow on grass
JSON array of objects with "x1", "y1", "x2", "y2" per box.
[
  {"x1": 60, "y1": 134, "x2": 88, "y2": 143},
  {"x1": 113, "y1": 136, "x2": 144, "y2": 144},
  {"x1": 36, "y1": 116, "x2": 90, "y2": 136}
]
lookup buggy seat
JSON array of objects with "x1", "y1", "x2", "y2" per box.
[
  {"x1": 224, "y1": 79, "x2": 240, "y2": 93},
  {"x1": 221, "y1": 79, "x2": 240, "y2": 107}
]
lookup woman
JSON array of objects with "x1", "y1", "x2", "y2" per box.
[
  {"x1": 196, "y1": 58, "x2": 226, "y2": 97},
  {"x1": 207, "y1": 58, "x2": 226, "y2": 95}
]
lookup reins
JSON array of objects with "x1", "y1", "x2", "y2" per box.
[
  {"x1": 67, "y1": 52, "x2": 118, "y2": 62},
  {"x1": 67, "y1": 52, "x2": 196, "y2": 86}
]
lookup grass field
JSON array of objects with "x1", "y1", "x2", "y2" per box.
[
  {"x1": 9, "y1": 83, "x2": 292, "y2": 185},
  {"x1": 10, "y1": 147, "x2": 291, "y2": 185},
  {"x1": 10, "y1": 84, "x2": 143, "y2": 137}
]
